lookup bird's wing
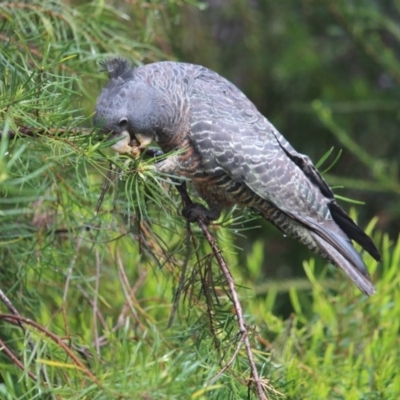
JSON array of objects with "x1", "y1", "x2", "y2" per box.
[
  {"x1": 188, "y1": 69, "x2": 380, "y2": 264},
  {"x1": 189, "y1": 70, "x2": 332, "y2": 223}
]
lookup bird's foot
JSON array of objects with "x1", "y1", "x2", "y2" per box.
[
  {"x1": 144, "y1": 147, "x2": 164, "y2": 158},
  {"x1": 182, "y1": 203, "x2": 220, "y2": 224}
]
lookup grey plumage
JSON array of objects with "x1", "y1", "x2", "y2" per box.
[{"x1": 95, "y1": 58, "x2": 381, "y2": 295}]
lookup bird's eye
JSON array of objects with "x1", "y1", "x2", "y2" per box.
[{"x1": 118, "y1": 118, "x2": 128, "y2": 127}]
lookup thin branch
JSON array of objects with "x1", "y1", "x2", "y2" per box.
[
  {"x1": 0, "y1": 288, "x2": 22, "y2": 318},
  {"x1": 0, "y1": 315, "x2": 96, "y2": 379},
  {"x1": 95, "y1": 163, "x2": 114, "y2": 215},
  {"x1": 167, "y1": 219, "x2": 191, "y2": 328},
  {"x1": 93, "y1": 248, "x2": 101, "y2": 356},
  {"x1": 93, "y1": 265, "x2": 146, "y2": 352},
  {"x1": 0, "y1": 288, "x2": 51, "y2": 388},
  {"x1": 116, "y1": 247, "x2": 146, "y2": 331},
  {"x1": 62, "y1": 234, "x2": 84, "y2": 337},
  {"x1": 198, "y1": 254, "x2": 221, "y2": 352},
  {"x1": 116, "y1": 269, "x2": 147, "y2": 329},
  {"x1": 208, "y1": 331, "x2": 246, "y2": 385},
  {"x1": 0, "y1": 336, "x2": 38, "y2": 381},
  {"x1": 177, "y1": 185, "x2": 267, "y2": 400},
  {"x1": 197, "y1": 218, "x2": 267, "y2": 400},
  {"x1": 0, "y1": 125, "x2": 92, "y2": 139}
]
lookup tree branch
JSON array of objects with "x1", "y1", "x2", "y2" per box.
[
  {"x1": 177, "y1": 184, "x2": 268, "y2": 400},
  {"x1": 0, "y1": 125, "x2": 93, "y2": 139}
]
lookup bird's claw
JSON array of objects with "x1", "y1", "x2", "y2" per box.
[
  {"x1": 182, "y1": 203, "x2": 220, "y2": 224},
  {"x1": 144, "y1": 148, "x2": 164, "y2": 158}
]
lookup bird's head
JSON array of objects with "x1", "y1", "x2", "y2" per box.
[{"x1": 94, "y1": 58, "x2": 171, "y2": 155}]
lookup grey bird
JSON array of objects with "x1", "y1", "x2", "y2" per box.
[{"x1": 94, "y1": 58, "x2": 381, "y2": 295}]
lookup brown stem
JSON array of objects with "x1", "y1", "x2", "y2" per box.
[
  {"x1": 0, "y1": 125, "x2": 93, "y2": 139},
  {"x1": 197, "y1": 219, "x2": 267, "y2": 399},
  {"x1": 0, "y1": 336, "x2": 38, "y2": 381},
  {"x1": 177, "y1": 186, "x2": 267, "y2": 400},
  {"x1": 0, "y1": 289, "x2": 51, "y2": 386},
  {"x1": 208, "y1": 331, "x2": 246, "y2": 385},
  {"x1": 0, "y1": 314, "x2": 129, "y2": 398}
]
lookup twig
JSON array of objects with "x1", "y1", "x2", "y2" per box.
[
  {"x1": 116, "y1": 247, "x2": 146, "y2": 331},
  {"x1": 35, "y1": 66, "x2": 44, "y2": 119},
  {"x1": 167, "y1": 219, "x2": 191, "y2": 328},
  {"x1": 76, "y1": 284, "x2": 108, "y2": 330},
  {"x1": 75, "y1": 284, "x2": 107, "y2": 357},
  {"x1": 0, "y1": 288, "x2": 22, "y2": 318},
  {"x1": 93, "y1": 248, "x2": 101, "y2": 356},
  {"x1": 0, "y1": 291, "x2": 36, "y2": 377},
  {"x1": 198, "y1": 255, "x2": 221, "y2": 352},
  {"x1": 197, "y1": 219, "x2": 267, "y2": 400},
  {"x1": 208, "y1": 331, "x2": 246, "y2": 385},
  {"x1": 116, "y1": 269, "x2": 147, "y2": 331},
  {"x1": 176, "y1": 184, "x2": 267, "y2": 400},
  {"x1": 93, "y1": 268, "x2": 148, "y2": 351},
  {"x1": 95, "y1": 163, "x2": 114, "y2": 215},
  {"x1": 0, "y1": 314, "x2": 152, "y2": 399},
  {"x1": 0, "y1": 336, "x2": 38, "y2": 381},
  {"x1": 0, "y1": 125, "x2": 92, "y2": 139},
  {"x1": 62, "y1": 234, "x2": 84, "y2": 336},
  {"x1": 0, "y1": 288, "x2": 51, "y2": 388},
  {"x1": 0, "y1": 316, "x2": 93, "y2": 375}
]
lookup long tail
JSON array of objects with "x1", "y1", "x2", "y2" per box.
[
  {"x1": 258, "y1": 204, "x2": 376, "y2": 295},
  {"x1": 309, "y1": 230, "x2": 375, "y2": 295}
]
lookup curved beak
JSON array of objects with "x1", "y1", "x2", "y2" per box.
[
  {"x1": 135, "y1": 133, "x2": 153, "y2": 148},
  {"x1": 110, "y1": 131, "x2": 153, "y2": 157}
]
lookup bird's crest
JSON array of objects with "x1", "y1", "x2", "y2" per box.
[{"x1": 99, "y1": 58, "x2": 132, "y2": 79}]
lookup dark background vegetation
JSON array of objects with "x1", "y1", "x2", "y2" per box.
[
  {"x1": 173, "y1": 0, "x2": 400, "y2": 226},
  {"x1": 1, "y1": 0, "x2": 399, "y2": 398},
  {"x1": 162, "y1": 0, "x2": 400, "y2": 311}
]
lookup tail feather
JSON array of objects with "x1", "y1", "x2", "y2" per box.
[
  {"x1": 292, "y1": 214, "x2": 376, "y2": 295},
  {"x1": 329, "y1": 202, "x2": 381, "y2": 261},
  {"x1": 310, "y1": 231, "x2": 375, "y2": 295},
  {"x1": 258, "y1": 204, "x2": 376, "y2": 295}
]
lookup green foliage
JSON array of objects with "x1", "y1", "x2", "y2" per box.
[
  {"x1": 244, "y1": 233, "x2": 400, "y2": 399},
  {"x1": 0, "y1": 0, "x2": 399, "y2": 399}
]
